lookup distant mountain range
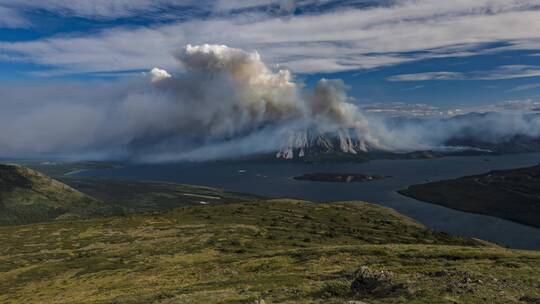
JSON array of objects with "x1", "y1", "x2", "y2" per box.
[
  {"x1": 274, "y1": 112, "x2": 540, "y2": 162},
  {"x1": 445, "y1": 134, "x2": 540, "y2": 154},
  {"x1": 274, "y1": 129, "x2": 540, "y2": 162}
]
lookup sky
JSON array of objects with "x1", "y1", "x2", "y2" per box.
[{"x1": 0, "y1": 0, "x2": 540, "y2": 111}]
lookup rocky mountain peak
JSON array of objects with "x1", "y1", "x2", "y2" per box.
[{"x1": 276, "y1": 129, "x2": 371, "y2": 159}]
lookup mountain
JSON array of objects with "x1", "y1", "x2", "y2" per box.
[
  {"x1": 275, "y1": 112, "x2": 540, "y2": 161},
  {"x1": 443, "y1": 112, "x2": 540, "y2": 154},
  {"x1": 273, "y1": 129, "x2": 490, "y2": 162},
  {"x1": 445, "y1": 134, "x2": 540, "y2": 154},
  {"x1": 276, "y1": 129, "x2": 374, "y2": 161},
  {"x1": 0, "y1": 164, "x2": 115, "y2": 225}
]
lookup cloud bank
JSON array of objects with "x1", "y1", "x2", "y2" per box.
[
  {"x1": 1, "y1": 44, "x2": 539, "y2": 162},
  {"x1": 2, "y1": 0, "x2": 540, "y2": 75}
]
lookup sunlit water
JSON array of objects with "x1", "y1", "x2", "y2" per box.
[{"x1": 73, "y1": 153, "x2": 540, "y2": 249}]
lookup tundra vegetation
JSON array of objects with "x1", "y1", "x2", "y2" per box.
[{"x1": 0, "y1": 164, "x2": 539, "y2": 303}]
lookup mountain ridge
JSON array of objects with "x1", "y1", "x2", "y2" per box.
[
  {"x1": 0, "y1": 164, "x2": 115, "y2": 225},
  {"x1": 275, "y1": 128, "x2": 540, "y2": 161}
]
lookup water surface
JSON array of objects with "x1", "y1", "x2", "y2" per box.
[{"x1": 74, "y1": 153, "x2": 540, "y2": 249}]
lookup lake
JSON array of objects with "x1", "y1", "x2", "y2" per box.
[{"x1": 73, "y1": 153, "x2": 540, "y2": 250}]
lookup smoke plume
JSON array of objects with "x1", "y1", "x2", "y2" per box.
[{"x1": 0, "y1": 44, "x2": 539, "y2": 161}]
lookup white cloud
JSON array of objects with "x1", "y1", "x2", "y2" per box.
[
  {"x1": 401, "y1": 85, "x2": 426, "y2": 91},
  {"x1": 388, "y1": 72, "x2": 464, "y2": 81},
  {"x1": 0, "y1": 0, "x2": 321, "y2": 24},
  {"x1": 149, "y1": 67, "x2": 171, "y2": 83},
  {"x1": 212, "y1": 0, "x2": 285, "y2": 12},
  {"x1": 362, "y1": 102, "x2": 463, "y2": 118},
  {"x1": 0, "y1": 0, "x2": 201, "y2": 20},
  {"x1": 453, "y1": 99, "x2": 540, "y2": 113},
  {"x1": 488, "y1": 99, "x2": 540, "y2": 111},
  {"x1": 0, "y1": 6, "x2": 27, "y2": 28},
  {"x1": 476, "y1": 65, "x2": 540, "y2": 80},
  {"x1": 362, "y1": 98, "x2": 540, "y2": 119},
  {"x1": 389, "y1": 65, "x2": 540, "y2": 81},
  {"x1": 509, "y1": 82, "x2": 540, "y2": 92},
  {"x1": 2, "y1": 0, "x2": 540, "y2": 74}
]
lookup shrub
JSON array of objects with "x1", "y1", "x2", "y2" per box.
[{"x1": 319, "y1": 279, "x2": 351, "y2": 298}]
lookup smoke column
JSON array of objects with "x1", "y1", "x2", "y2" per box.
[{"x1": 0, "y1": 44, "x2": 538, "y2": 161}]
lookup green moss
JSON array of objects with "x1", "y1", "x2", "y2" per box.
[
  {"x1": 0, "y1": 199, "x2": 538, "y2": 303},
  {"x1": 318, "y1": 279, "x2": 352, "y2": 298}
]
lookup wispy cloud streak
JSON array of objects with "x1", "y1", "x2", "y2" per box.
[
  {"x1": 1, "y1": 0, "x2": 540, "y2": 74},
  {"x1": 389, "y1": 65, "x2": 540, "y2": 81}
]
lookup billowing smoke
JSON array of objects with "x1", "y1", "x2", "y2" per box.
[
  {"x1": 0, "y1": 44, "x2": 539, "y2": 162},
  {"x1": 367, "y1": 111, "x2": 540, "y2": 153}
]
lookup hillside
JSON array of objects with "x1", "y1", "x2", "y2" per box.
[
  {"x1": 59, "y1": 177, "x2": 261, "y2": 212},
  {"x1": 0, "y1": 163, "x2": 262, "y2": 225},
  {"x1": 0, "y1": 164, "x2": 116, "y2": 225},
  {"x1": 1, "y1": 199, "x2": 539, "y2": 303},
  {"x1": 399, "y1": 164, "x2": 540, "y2": 228}
]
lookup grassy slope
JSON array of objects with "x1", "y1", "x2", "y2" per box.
[
  {"x1": 58, "y1": 177, "x2": 261, "y2": 213},
  {"x1": 0, "y1": 164, "x2": 115, "y2": 225},
  {"x1": 15, "y1": 160, "x2": 121, "y2": 177},
  {"x1": 399, "y1": 165, "x2": 540, "y2": 228},
  {"x1": 1, "y1": 199, "x2": 539, "y2": 304},
  {"x1": 0, "y1": 163, "x2": 260, "y2": 225}
]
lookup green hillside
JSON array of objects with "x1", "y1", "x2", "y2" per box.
[
  {"x1": 0, "y1": 164, "x2": 260, "y2": 226},
  {"x1": 400, "y1": 164, "x2": 540, "y2": 228},
  {"x1": 0, "y1": 164, "x2": 115, "y2": 225},
  {"x1": 59, "y1": 177, "x2": 261, "y2": 213},
  {"x1": 1, "y1": 199, "x2": 539, "y2": 303}
]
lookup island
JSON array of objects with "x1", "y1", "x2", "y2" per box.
[
  {"x1": 399, "y1": 164, "x2": 540, "y2": 228},
  {"x1": 294, "y1": 172, "x2": 385, "y2": 182}
]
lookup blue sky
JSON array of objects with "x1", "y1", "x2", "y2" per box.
[{"x1": 1, "y1": 0, "x2": 540, "y2": 109}]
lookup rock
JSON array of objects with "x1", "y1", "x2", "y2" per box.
[
  {"x1": 350, "y1": 266, "x2": 393, "y2": 295},
  {"x1": 276, "y1": 129, "x2": 371, "y2": 159},
  {"x1": 520, "y1": 296, "x2": 540, "y2": 304},
  {"x1": 243, "y1": 300, "x2": 265, "y2": 304}
]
